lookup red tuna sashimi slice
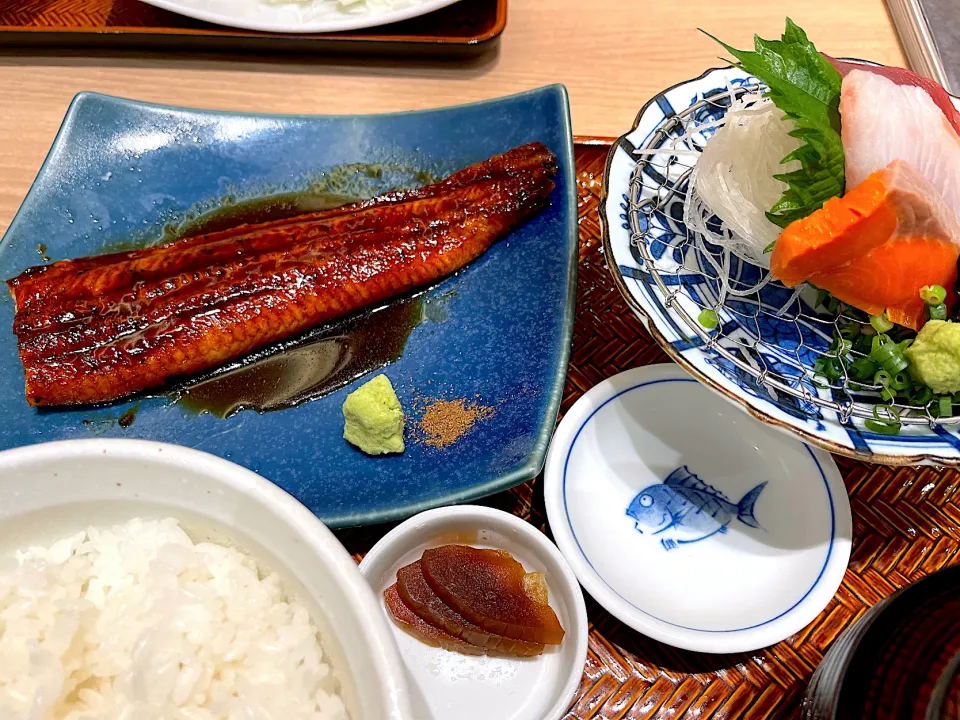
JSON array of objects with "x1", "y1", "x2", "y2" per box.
[{"x1": 839, "y1": 69, "x2": 960, "y2": 225}]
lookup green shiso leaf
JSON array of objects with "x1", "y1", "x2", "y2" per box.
[{"x1": 703, "y1": 18, "x2": 846, "y2": 229}]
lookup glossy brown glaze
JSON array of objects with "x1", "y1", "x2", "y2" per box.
[
  {"x1": 383, "y1": 583, "x2": 485, "y2": 656},
  {"x1": 396, "y1": 560, "x2": 545, "y2": 657},
  {"x1": 7, "y1": 143, "x2": 557, "y2": 406},
  {"x1": 421, "y1": 544, "x2": 565, "y2": 645}
]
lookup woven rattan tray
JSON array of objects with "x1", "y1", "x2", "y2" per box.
[{"x1": 335, "y1": 143, "x2": 960, "y2": 719}]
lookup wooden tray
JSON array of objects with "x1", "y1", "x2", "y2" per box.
[
  {"x1": 336, "y1": 143, "x2": 960, "y2": 719},
  {"x1": 0, "y1": 0, "x2": 505, "y2": 57}
]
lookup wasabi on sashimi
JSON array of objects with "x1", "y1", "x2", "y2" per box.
[{"x1": 906, "y1": 321, "x2": 960, "y2": 394}]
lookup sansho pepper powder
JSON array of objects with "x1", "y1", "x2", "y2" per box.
[{"x1": 415, "y1": 397, "x2": 495, "y2": 449}]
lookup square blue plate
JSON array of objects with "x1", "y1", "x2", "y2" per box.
[{"x1": 0, "y1": 86, "x2": 577, "y2": 527}]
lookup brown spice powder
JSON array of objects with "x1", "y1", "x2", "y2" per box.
[{"x1": 417, "y1": 398, "x2": 494, "y2": 449}]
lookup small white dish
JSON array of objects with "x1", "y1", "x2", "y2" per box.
[
  {"x1": 0, "y1": 439, "x2": 412, "y2": 720},
  {"x1": 544, "y1": 364, "x2": 852, "y2": 654},
  {"x1": 138, "y1": 0, "x2": 465, "y2": 34},
  {"x1": 359, "y1": 505, "x2": 588, "y2": 720}
]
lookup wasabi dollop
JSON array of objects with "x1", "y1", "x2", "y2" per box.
[
  {"x1": 342, "y1": 374, "x2": 405, "y2": 455},
  {"x1": 905, "y1": 320, "x2": 960, "y2": 394}
]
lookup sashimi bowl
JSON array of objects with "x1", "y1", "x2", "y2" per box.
[
  {"x1": 601, "y1": 59, "x2": 960, "y2": 466},
  {"x1": 0, "y1": 439, "x2": 412, "y2": 719}
]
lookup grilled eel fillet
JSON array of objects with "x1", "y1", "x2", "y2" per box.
[{"x1": 8, "y1": 142, "x2": 558, "y2": 406}]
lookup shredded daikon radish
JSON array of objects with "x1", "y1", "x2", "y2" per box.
[
  {"x1": 630, "y1": 87, "x2": 809, "y2": 315},
  {"x1": 688, "y1": 94, "x2": 802, "y2": 267}
]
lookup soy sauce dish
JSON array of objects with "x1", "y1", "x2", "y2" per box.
[
  {"x1": 0, "y1": 439, "x2": 412, "y2": 720},
  {"x1": 359, "y1": 505, "x2": 589, "y2": 720}
]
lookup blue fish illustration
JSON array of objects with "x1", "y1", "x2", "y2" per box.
[{"x1": 625, "y1": 466, "x2": 766, "y2": 551}]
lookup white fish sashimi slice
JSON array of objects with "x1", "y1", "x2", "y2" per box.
[{"x1": 841, "y1": 69, "x2": 960, "y2": 224}]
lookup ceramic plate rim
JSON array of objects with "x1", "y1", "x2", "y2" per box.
[
  {"x1": 1, "y1": 86, "x2": 578, "y2": 529},
  {"x1": 597, "y1": 61, "x2": 960, "y2": 468},
  {"x1": 138, "y1": 0, "x2": 467, "y2": 34},
  {"x1": 543, "y1": 363, "x2": 852, "y2": 653},
  {"x1": 358, "y1": 505, "x2": 589, "y2": 720}
]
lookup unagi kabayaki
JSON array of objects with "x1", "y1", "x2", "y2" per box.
[{"x1": 7, "y1": 142, "x2": 558, "y2": 407}]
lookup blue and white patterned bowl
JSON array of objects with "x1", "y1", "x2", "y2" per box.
[{"x1": 601, "y1": 66, "x2": 960, "y2": 467}]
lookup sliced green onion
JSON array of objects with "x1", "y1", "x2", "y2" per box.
[
  {"x1": 864, "y1": 405, "x2": 902, "y2": 435},
  {"x1": 870, "y1": 335, "x2": 909, "y2": 374},
  {"x1": 890, "y1": 371, "x2": 912, "y2": 391},
  {"x1": 814, "y1": 356, "x2": 841, "y2": 383},
  {"x1": 907, "y1": 384, "x2": 933, "y2": 405},
  {"x1": 940, "y1": 395, "x2": 954, "y2": 418},
  {"x1": 853, "y1": 333, "x2": 874, "y2": 356},
  {"x1": 848, "y1": 357, "x2": 879, "y2": 382},
  {"x1": 871, "y1": 333, "x2": 889, "y2": 355},
  {"x1": 839, "y1": 322, "x2": 861, "y2": 341},
  {"x1": 921, "y1": 285, "x2": 947, "y2": 306},
  {"x1": 698, "y1": 309, "x2": 719, "y2": 330},
  {"x1": 929, "y1": 303, "x2": 948, "y2": 321},
  {"x1": 870, "y1": 313, "x2": 894, "y2": 333},
  {"x1": 873, "y1": 370, "x2": 896, "y2": 401},
  {"x1": 865, "y1": 420, "x2": 901, "y2": 435}
]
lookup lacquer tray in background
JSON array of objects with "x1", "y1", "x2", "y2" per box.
[
  {"x1": 0, "y1": 0, "x2": 505, "y2": 57},
  {"x1": 337, "y1": 144, "x2": 960, "y2": 719}
]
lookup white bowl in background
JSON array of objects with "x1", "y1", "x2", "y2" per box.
[
  {"x1": 138, "y1": 0, "x2": 466, "y2": 34},
  {"x1": 359, "y1": 505, "x2": 588, "y2": 720},
  {"x1": 0, "y1": 439, "x2": 413, "y2": 720}
]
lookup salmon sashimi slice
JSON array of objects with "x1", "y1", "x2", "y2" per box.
[
  {"x1": 383, "y1": 583, "x2": 484, "y2": 656},
  {"x1": 420, "y1": 545, "x2": 565, "y2": 645},
  {"x1": 770, "y1": 169, "x2": 898, "y2": 287},
  {"x1": 807, "y1": 236, "x2": 959, "y2": 331},
  {"x1": 770, "y1": 160, "x2": 960, "y2": 330},
  {"x1": 395, "y1": 561, "x2": 545, "y2": 657},
  {"x1": 7, "y1": 143, "x2": 558, "y2": 407},
  {"x1": 838, "y1": 69, "x2": 960, "y2": 222}
]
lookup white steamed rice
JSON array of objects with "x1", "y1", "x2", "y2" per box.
[{"x1": 0, "y1": 518, "x2": 347, "y2": 720}]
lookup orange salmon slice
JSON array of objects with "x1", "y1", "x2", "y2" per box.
[{"x1": 770, "y1": 160, "x2": 960, "y2": 330}]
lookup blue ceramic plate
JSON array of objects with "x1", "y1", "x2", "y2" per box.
[{"x1": 0, "y1": 86, "x2": 577, "y2": 527}]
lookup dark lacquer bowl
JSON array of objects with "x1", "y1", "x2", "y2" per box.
[{"x1": 802, "y1": 565, "x2": 960, "y2": 719}]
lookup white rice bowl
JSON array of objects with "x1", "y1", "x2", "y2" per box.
[{"x1": 0, "y1": 517, "x2": 347, "y2": 720}]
